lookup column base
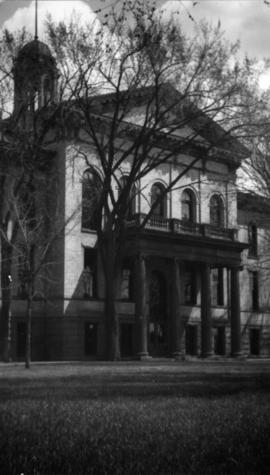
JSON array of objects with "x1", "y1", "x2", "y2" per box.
[{"x1": 137, "y1": 352, "x2": 151, "y2": 361}]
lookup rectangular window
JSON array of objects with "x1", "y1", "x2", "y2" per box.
[
  {"x1": 120, "y1": 260, "x2": 134, "y2": 301},
  {"x1": 248, "y1": 224, "x2": 257, "y2": 257},
  {"x1": 211, "y1": 268, "x2": 224, "y2": 306},
  {"x1": 83, "y1": 248, "x2": 98, "y2": 298},
  {"x1": 84, "y1": 322, "x2": 98, "y2": 356},
  {"x1": 120, "y1": 269, "x2": 131, "y2": 300},
  {"x1": 184, "y1": 266, "x2": 197, "y2": 305},
  {"x1": 251, "y1": 271, "x2": 259, "y2": 311}
]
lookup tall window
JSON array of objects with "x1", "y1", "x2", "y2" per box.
[
  {"x1": 184, "y1": 266, "x2": 197, "y2": 304},
  {"x1": 250, "y1": 271, "x2": 259, "y2": 311},
  {"x1": 248, "y1": 223, "x2": 257, "y2": 257},
  {"x1": 211, "y1": 268, "x2": 224, "y2": 306},
  {"x1": 120, "y1": 260, "x2": 134, "y2": 300},
  {"x1": 82, "y1": 169, "x2": 101, "y2": 231},
  {"x1": 209, "y1": 194, "x2": 224, "y2": 228},
  {"x1": 151, "y1": 183, "x2": 167, "y2": 218},
  {"x1": 119, "y1": 176, "x2": 136, "y2": 218},
  {"x1": 181, "y1": 189, "x2": 196, "y2": 222},
  {"x1": 83, "y1": 248, "x2": 98, "y2": 298},
  {"x1": 85, "y1": 322, "x2": 98, "y2": 356}
]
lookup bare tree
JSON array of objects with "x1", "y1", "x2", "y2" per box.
[
  {"x1": 0, "y1": 1, "x2": 267, "y2": 361},
  {"x1": 0, "y1": 27, "x2": 76, "y2": 363},
  {"x1": 45, "y1": 1, "x2": 264, "y2": 360}
]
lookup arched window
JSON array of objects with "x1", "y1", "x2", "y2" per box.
[
  {"x1": 209, "y1": 194, "x2": 224, "y2": 228},
  {"x1": 248, "y1": 223, "x2": 257, "y2": 257},
  {"x1": 151, "y1": 183, "x2": 167, "y2": 218},
  {"x1": 181, "y1": 189, "x2": 196, "y2": 222},
  {"x1": 119, "y1": 176, "x2": 137, "y2": 218},
  {"x1": 82, "y1": 169, "x2": 102, "y2": 231}
]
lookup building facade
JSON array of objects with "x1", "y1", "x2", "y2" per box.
[{"x1": 1, "y1": 38, "x2": 270, "y2": 361}]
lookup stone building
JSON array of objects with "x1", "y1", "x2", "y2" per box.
[{"x1": 1, "y1": 37, "x2": 270, "y2": 361}]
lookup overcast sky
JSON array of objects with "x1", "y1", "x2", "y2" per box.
[
  {"x1": 1, "y1": 1, "x2": 270, "y2": 80},
  {"x1": 0, "y1": 1, "x2": 269, "y2": 56}
]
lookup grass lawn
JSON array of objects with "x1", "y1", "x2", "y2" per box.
[{"x1": 0, "y1": 360, "x2": 270, "y2": 474}]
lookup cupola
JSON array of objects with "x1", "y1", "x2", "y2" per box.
[{"x1": 13, "y1": 38, "x2": 58, "y2": 114}]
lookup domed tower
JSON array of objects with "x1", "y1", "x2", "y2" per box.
[{"x1": 13, "y1": 38, "x2": 58, "y2": 114}]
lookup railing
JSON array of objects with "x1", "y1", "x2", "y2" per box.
[
  {"x1": 202, "y1": 224, "x2": 237, "y2": 241},
  {"x1": 172, "y1": 219, "x2": 202, "y2": 235},
  {"x1": 126, "y1": 213, "x2": 170, "y2": 231},
  {"x1": 126, "y1": 214, "x2": 237, "y2": 241}
]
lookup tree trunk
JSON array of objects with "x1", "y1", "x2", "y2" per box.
[
  {"x1": 102, "y1": 236, "x2": 122, "y2": 361},
  {"x1": 0, "y1": 237, "x2": 12, "y2": 362},
  {"x1": 25, "y1": 292, "x2": 33, "y2": 369}
]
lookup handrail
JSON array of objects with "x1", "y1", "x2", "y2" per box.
[{"x1": 126, "y1": 214, "x2": 237, "y2": 241}]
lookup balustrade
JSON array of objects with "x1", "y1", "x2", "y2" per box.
[{"x1": 126, "y1": 213, "x2": 236, "y2": 241}]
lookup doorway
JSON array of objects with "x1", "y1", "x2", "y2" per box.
[
  {"x1": 185, "y1": 325, "x2": 198, "y2": 356},
  {"x1": 249, "y1": 328, "x2": 260, "y2": 356},
  {"x1": 214, "y1": 327, "x2": 226, "y2": 355},
  {"x1": 149, "y1": 270, "x2": 168, "y2": 355},
  {"x1": 120, "y1": 323, "x2": 134, "y2": 357}
]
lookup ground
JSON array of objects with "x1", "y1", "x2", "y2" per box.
[{"x1": 0, "y1": 359, "x2": 270, "y2": 474}]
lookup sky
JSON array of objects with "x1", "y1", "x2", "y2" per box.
[{"x1": 1, "y1": 0, "x2": 270, "y2": 83}]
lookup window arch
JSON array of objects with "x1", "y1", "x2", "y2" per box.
[
  {"x1": 181, "y1": 189, "x2": 196, "y2": 222},
  {"x1": 248, "y1": 222, "x2": 257, "y2": 257},
  {"x1": 119, "y1": 176, "x2": 137, "y2": 218},
  {"x1": 81, "y1": 169, "x2": 102, "y2": 231},
  {"x1": 151, "y1": 182, "x2": 167, "y2": 218},
  {"x1": 209, "y1": 194, "x2": 224, "y2": 228}
]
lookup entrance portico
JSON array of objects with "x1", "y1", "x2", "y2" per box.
[{"x1": 127, "y1": 216, "x2": 247, "y2": 359}]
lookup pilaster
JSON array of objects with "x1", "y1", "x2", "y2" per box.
[{"x1": 201, "y1": 263, "x2": 213, "y2": 357}]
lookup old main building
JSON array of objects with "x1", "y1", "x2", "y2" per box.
[{"x1": 1, "y1": 36, "x2": 270, "y2": 361}]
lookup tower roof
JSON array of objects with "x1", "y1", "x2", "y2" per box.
[{"x1": 17, "y1": 39, "x2": 53, "y2": 60}]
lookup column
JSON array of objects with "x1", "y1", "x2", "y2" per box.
[
  {"x1": 201, "y1": 263, "x2": 213, "y2": 357},
  {"x1": 230, "y1": 267, "x2": 242, "y2": 357},
  {"x1": 135, "y1": 254, "x2": 149, "y2": 359},
  {"x1": 171, "y1": 259, "x2": 184, "y2": 358}
]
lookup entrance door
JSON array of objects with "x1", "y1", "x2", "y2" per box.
[
  {"x1": 214, "y1": 327, "x2": 226, "y2": 355},
  {"x1": 250, "y1": 328, "x2": 260, "y2": 355},
  {"x1": 185, "y1": 325, "x2": 198, "y2": 356},
  {"x1": 149, "y1": 270, "x2": 168, "y2": 355},
  {"x1": 120, "y1": 323, "x2": 133, "y2": 357}
]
